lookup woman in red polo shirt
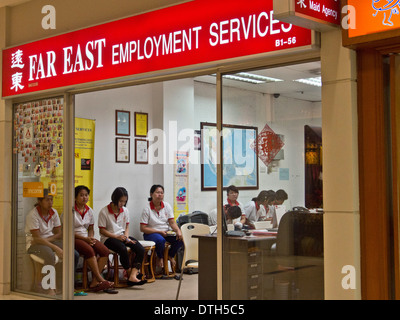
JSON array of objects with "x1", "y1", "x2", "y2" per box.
[
  {"x1": 25, "y1": 189, "x2": 63, "y2": 294},
  {"x1": 140, "y1": 184, "x2": 183, "y2": 272},
  {"x1": 73, "y1": 185, "x2": 116, "y2": 293},
  {"x1": 98, "y1": 187, "x2": 146, "y2": 286}
]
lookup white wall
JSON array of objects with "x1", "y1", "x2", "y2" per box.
[
  {"x1": 192, "y1": 81, "x2": 322, "y2": 212},
  {"x1": 75, "y1": 78, "x2": 321, "y2": 239},
  {"x1": 75, "y1": 83, "x2": 162, "y2": 239}
]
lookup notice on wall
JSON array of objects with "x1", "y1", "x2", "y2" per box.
[
  {"x1": 173, "y1": 151, "x2": 189, "y2": 219},
  {"x1": 14, "y1": 98, "x2": 64, "y2": 212},
  {"x1": 75, "y1": 118, "x2": 95, "y2": 208}
]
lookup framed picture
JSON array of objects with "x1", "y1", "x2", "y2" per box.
[
  {"x1": 115, "y1": 138, "x2": 130, "y2": 163},
  {"x1": 135, "y1": 139, "x2": 149, "y2": 164},
  {"x1": 134, "y1": 112, "x2": 148, "y2": 137},
  {"x1": 200, "y1": 122, "x2": 259, "y2": 191},
  {"x1": 115, "y1": 110, "x2": 130, "y2": 136}
]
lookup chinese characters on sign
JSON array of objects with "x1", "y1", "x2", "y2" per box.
[
  {"x1": 294, "y1": 0, "x2": 340, "y2": 25},
  {"x1": 11, "y1": 49, "x2": 25, "y2": 92},
  {"x1": 2, "y1": 0, "x2": 312, "y2": 97}
]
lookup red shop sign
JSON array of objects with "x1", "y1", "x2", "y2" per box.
[
  {"x1": 295, "y1": 0, "x2": 340, "y2": 25},
  {"x1": 274, "y1": 0, "x2": 340, "y2": 31},
  {"x1": 2, "y1": 0, "x2": 312, "y2": 98}
]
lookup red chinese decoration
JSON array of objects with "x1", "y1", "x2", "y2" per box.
[{"x1": 251, "y1": 123, "x2": 284, "y2": 166}]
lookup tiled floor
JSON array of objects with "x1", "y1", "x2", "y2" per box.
[
  {"x1": 74, "y1": 273, "x2": 198, "y2": 300},
  {"x1": 0, "y1": 273, "x2": 198, "y2": 300}
]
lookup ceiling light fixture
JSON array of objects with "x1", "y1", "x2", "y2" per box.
[
  {"x1": 293, "y1": 76, "x2": 322, "y2": 87},
  {"x1": 219, "y1": 72, "x2": 283, "y2": 84}
]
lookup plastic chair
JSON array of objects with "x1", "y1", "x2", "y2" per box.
[{"x1": 175, "y1": 222, "x2": 210, "y2": 300}]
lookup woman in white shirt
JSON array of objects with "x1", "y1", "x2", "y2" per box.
[
  {"x1": 140, "y1": 184, "x2": 183, "y2": 271},
  {"x1": 243, "y1": 190, "x2": 270, "y2": 229},
  {"x1": 98, "y1": 187, "x2": 146, "y2": 286},
  {"x1": 223, "y1": 185, "x2": 246, "y2": 226},
  {"x1": 74, "y1": 185, "x2": 116, "y2": 293},
  {"x1": 25, "y1": 189, "x2": 62, "y2": 294}
]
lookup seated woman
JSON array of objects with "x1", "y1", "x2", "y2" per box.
[
  {"x1": 243, "y1": 190, "x2": 271, "y2": 229},
  {"x1": 25, "y1": 189, "x2": 62, "y2": 295},
  {"x1": 98, "y1": 187, "x2": 146, "y2": 286},
  {"x1": 208, "y1": 185, "x2": 246, "y2": 227},
  {"x1": 73, "y1": 185, "x2": 117, "y2": 293},
  {"x1": 223, "y1": 185, "x2": 246, "y2": 227},
  {"x1": 140, "y1": 184, "x2": 183, "y2": 273},
  {"x1": 265, "y1": 190, "x2": 278, "y2": 228},
  {"x1": 226, "y1": 206, "x2": 243, "y2": 224}
]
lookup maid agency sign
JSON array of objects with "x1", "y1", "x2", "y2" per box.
[{"x1": 2, "y1": 0, "x2": 313, "y2": 98}]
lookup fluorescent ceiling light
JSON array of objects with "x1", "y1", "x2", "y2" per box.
[
  {"x1": 293, "y1": 76, "x2": 322, "y2": 87},
  {"x1": 221, "y1": 72, "x2": 283, "y2": 84}
]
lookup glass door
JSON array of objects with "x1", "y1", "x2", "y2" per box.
[
  {"x1": 220, "y1": 62, "x2": 324, "y2": 300},
  {"x1": 11, "y1": 97, "x2": 66, "y2": 299}
]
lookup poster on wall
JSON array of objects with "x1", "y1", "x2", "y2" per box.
[
  {"x1": 173, "y1": 151, "x2": 189, "y2": 219},
  {"x1": 201, "y1": 122, "x2": 258, "y2": 191},
  {"x1": 74, "y1": 118, "x2": 96, "y2": 208},
  {"x1": 13, "y1": 97, "x2": 64, "y2": 213}
]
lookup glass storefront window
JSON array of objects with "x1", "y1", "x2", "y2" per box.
[
  {"x1": 12, "y1": 97, "x2": 64, "y2": 298},
  {"x1": 220, "y1": 62, "x2": 324, "y2": 300},
  {"x1": 74, "y1": 78, "x2": 217, "y2": 298},
  {"x1": 10, "y1": 62, "x2": 323, "y2": 300}
]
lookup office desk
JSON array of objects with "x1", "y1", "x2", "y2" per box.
[
  {"x1": 194, "y1": 234, "x2": 218, "y2": 300},
  {"x1": 195, "y1": 212, "x2": 325, "y2": 300},
  {"x1": 195, "y1": 234, "x2": 277, "y2": 300}
]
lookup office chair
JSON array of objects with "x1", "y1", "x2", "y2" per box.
[
  {"x1": 272, "y1": 211, "x2": 324, "y2": 299},
  {"x1": 175, "y1": 222, "x2": 210, "y2": 300},
  {"x1": 276, "y1": 211, "x2": 323, "y2": 257}
]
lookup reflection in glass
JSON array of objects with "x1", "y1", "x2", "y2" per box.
[
  {"x1": 12, "y1": 97, "x2": 64, "y2": 298},
  {"x1": 220, "y1": 62, "x2": 323, "y2": 300}
]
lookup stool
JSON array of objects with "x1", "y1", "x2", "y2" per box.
[
  {"x1": 138, "y1": 240, "x2": 156, "y2": 283},
  {"x1": 30, "y1": 254, "x2": 61, "y2": 293},
  {"x1": 79, "y1": 256, "x2": 89, "y2": 290},
  {"x1": 154, "y1": 242, "x2": 176, "y2": 278},
  {"x1": 107, "y1": 250, "x2": 129, "y2": 288},
  {"x1": 164, "y1": 242, "x2": 176, "y2": 277},
  {"x1": 74, "y1": 255, "x2": 90, "y2": 290}
]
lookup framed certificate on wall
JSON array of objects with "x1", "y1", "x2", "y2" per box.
[
  {"x1": 116, "y1": 138, "x2": 130, "y2": 163},
  {"x1": 116, "y1": 110, "x2": 130, "y2": 136},
  {"x1": 135, "y1": 139, "x2": 148, "y2": 164},
  {"x1": 134, "y1": 112, "x2": 148, "y2": 137}
]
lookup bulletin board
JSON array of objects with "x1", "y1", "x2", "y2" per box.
[{"x1": 13, "y1": 97, "x2": 64, "y2": 213}]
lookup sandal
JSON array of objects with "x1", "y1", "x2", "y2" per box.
[
  {"x1": 103, "y1": 288, "x2": 119, "y2": 294},
  {"x1": 90, "y1": 280, "x2": 112, "y2": 292},
  {"x1": 127, "y1": 279, "x2": 147, "y2": 286}
]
